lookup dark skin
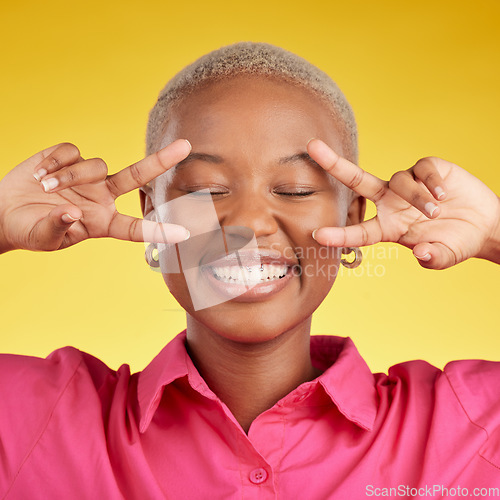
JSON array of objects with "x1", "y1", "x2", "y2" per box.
[
  {"x1": 0, "y1": 76, "x2": 498, "y2": 435},
  {"x1": 140, "y1": 76, "x2": 366, "y2": 432}
]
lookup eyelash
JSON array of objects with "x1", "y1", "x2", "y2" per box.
[
  {"x1": 186, "y1": 190, "x2": 227, "y2": 196},
  {"x1": 183, "y1": 189, "x2": 316, "y2": 197},
  {"x1": 276, "y1": 191, "x2": 315, "y2": 197}
]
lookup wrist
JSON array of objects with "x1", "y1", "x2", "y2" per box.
[
  {"x1": 477, "y1": 196, "x2": 500, "y2": 264},
  {"x1": 0, "y1": 228, "x2": 12, "y2": 254},
  {"x1": 0, "y1": 215, "x2": 14, "y2": 255}
]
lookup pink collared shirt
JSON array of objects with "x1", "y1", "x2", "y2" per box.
[{"x1": 1, "y1": 331, "x2": 500, "y2": 499}]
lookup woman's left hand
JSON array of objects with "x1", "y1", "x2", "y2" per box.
[{"x1": 308, "y1": 139, "x2": 500, "y2": 269}]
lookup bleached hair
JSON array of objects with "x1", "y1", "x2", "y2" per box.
[{"x1": 146, "y1": 41, "x2": 358, "y2": 163}]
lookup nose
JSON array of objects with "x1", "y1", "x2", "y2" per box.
[{"x1": 219, "y1": 191, "x2": 279, "y2": 239}]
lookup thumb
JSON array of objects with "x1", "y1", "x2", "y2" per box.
[
  {"x1": 413, "y1": 242, "x2": 457, "y2": 270},
  {"x1": 29, "y1": 204, "x2": 83, "y2": 251}
]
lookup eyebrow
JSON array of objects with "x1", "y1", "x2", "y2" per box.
[
  {"x1": 174, "y1": 151, "x2": 321, "y2": 171},
  {"x1": 174, "y1": 153, "x2": 224, "y2": 172},
  {"x1": 278, "y1": 152, "x2": 322, "y2": 169}
]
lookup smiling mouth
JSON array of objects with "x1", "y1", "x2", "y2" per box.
[
  {"x1": 196, "y1": 247, "x2": 300, "y2": 302},
  {"x1": 210, "y1": 264, "x2": 289, "y2": 285}
]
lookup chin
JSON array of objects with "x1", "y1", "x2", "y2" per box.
[{"x1": 163, "y1": 265, "x2": 336, "y2": 343}]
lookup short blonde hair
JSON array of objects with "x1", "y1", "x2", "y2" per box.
[{"x1": 146, "y1": 41, "x2": 358, "y2": 163}]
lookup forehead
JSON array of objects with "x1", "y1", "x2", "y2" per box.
[{"x1": 161, "y1": 75, "x2": 346, "y2": 156}]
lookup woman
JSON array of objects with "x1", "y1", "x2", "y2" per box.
[{"x1": 0, "y1": 42, "x2": 499, "y2": 499}]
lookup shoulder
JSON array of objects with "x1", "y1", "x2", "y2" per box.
[
  {"x1": 443, "y1": 359, "x2": 500, "y2": 467},
  {"x1": 443, "y1": 359, "x2": 500, "y2": 431},
  {"x1": 0, "y1": 347, "x2": 131, "y2": 493},
  {"x1": 376, "y1": 359, "x2": 443, "y2": 394},
  {"x1": 0, "y1": 346, "x2": 127, "y2": 430},
  {"x1": 379, "y1": 358, "x2": 500, "y2": 410},
  {"x1": 0, "y1": 346, "x2": 120, "y2": 398},
  {"x1": 378, "y1": 358, "x2": 500, "y2": 432}
]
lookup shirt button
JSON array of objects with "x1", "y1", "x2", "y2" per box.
[{"x1": 249, "y1": 468, "x2": 268, "y2": 484}]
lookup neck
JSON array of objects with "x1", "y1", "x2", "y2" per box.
[{"x1": 185, "y1": 315, "x2": 322, "y2": 434}]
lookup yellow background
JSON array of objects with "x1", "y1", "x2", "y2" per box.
[{"x1": 0, "y1": 0, "x2": 498, "y2": 374}]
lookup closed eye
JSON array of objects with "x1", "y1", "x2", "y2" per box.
[
  {"x1": 184, "y1": 188, "x2": 229, "y2": 196},
  {"x1": 275, "y1": 191, "x2": 316, "y2": 197}
]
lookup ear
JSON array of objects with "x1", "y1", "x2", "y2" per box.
[
  {"x1": 346, "y1": 194, "x2": 366, "y2": 226},
  {"x1": 139, "y1": 185, "x2": 154, "y2": 218}
]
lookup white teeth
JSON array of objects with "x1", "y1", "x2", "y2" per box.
[{"x1": 211, "y1": 264, "x2": 288, "y2": 284}]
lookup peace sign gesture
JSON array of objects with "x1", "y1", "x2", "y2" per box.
[
  {"x1": 308, "y1": 139, "x2": 500, "y2": 270},
  {"x1": 0, "y1": 140, "x2": 192, "y2": 253}
]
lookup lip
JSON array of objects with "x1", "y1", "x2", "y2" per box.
[{"x1": 198, "y1": 247, "x2": 298, "y2": 302}]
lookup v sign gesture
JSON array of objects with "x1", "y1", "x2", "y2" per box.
[
  {"x1": 308, "y1": 139, "x2": 500, "y2": 270},
  {"x1": 0, "y1": 140, "x2": 192, "y2": 254}
]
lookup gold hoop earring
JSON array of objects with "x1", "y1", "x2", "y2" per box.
[
  {"x1": 341, "y1": 247, "x2": 362, "y2": 269},
  {"x1": 145, "y1": 243, "x2": 160, "y2": 268}
]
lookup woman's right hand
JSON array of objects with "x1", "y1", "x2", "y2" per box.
[{"x1": 0, "y1": 140, "x2": 192, "y2": 254}]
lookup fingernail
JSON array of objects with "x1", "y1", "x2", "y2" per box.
[
  {"x1": 416, "y1": 252, "x2": 431, "y2": 261},
  {"x1": 312, "y1": 229, "x2": 319, "y2": 241},
  {"x1": 183, "y1": 228, "x2": 191, "y2": 241},
  {"x1": 33, "y1": 168, "x2": 47, "y2": 182},
  {"x1": 184, "y1": 139, "x2": 192, "y2": 152},
  {"x1": 61, "y1": 213, "x2": 80, "y2": 223},
  {"x1": 307, "y1": 138, "x2": 317, "y2": 147},
  {"x1": 434, "y1": 186, "x2": 446, "y2": 200},
  {"x1": 424, "y1": 202, "x2": 438, "y2": 217},
  {"x1": 41, "y1": 177, "x2": 59, "y2": 192}
]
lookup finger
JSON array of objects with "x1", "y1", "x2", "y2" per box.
[
  {"x1": 32, "y1": 143, "x2": 83, "y2": 181},
  {"x1": 28, "y1": 204, "x2": 83, "y2": 251},
  {"x1": 308, "y1": 139, "x2": 387, "y2": 202},
  {"x1": 106, "y1": 139, "x2": 191, "y2": 198},
  {"x1": 39, "y1": 158, "x2": 108, "y2": 193},
  {"x1": 108, "y1": 213, "x2": 190, "y2": 244},
  {"x1": 388, "y1": 170, "x2": 441, "y2": 219},
  {"x1": 413, "y1": 242, "x2": 458, "y2": 270},
  {"x1": 412, "y1": 157, "x2": 447, "y2": 201},
  {"x1": 312, "y1": 217, "x2": 382, "y2": 247}
]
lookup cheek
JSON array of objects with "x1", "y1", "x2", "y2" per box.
[
  {"x1": 162, "y1": 272, "x2": 195, "y2": 312},
  {"x1": 280, "y1": 205, "x2": 343, "y2": 292},
  {"x1": 280, "y1": 196, "x2": 346, "y2": 242},
  {"x1": 158, "y1": 245, "x2": 194, "y2": 311}
]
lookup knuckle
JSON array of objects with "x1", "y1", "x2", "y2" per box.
[
  {"x1": 59, "y1": 142, "x2": 78, "y2": 150},
  {"x1": 48, "y1": 155, "x2": 62, "y2": 170},
  {"x1": 64, "y1": 168, "x2": 77, "y2": 184},
  {"x1": 59, "y1": 142, "x2": 81, "y2": 157},
  {"x1": 106, "y1": 176, "x2": 120, "y2": 197},
  {"x1": 90, "y1": 157, "x2": 108, "y2": 175},
  {"x1": 348, "y1": 169, "x2": 364, "y2": 190},
  {"x1": 423, "y1": 171, "x2": 437, "y2": 184},
  {"x1": 128, "y1": 218, "x2": 139, "y2": 242},
  {"x1": 372, "y1": 184, "x2": 387, "y2": 203},
  {"x1": 340, "y1": 227, "x2": 348, "y2": 247},
  {"x1": 106, "y1": 210, "x2": 119, "y2": 235},
  {"x1": 155, "y1": 150, "x2": 171, "y2": 171},
  {"x1": 130, "y1": 163, "x2": 145, "y2": 186},
  {"x1": 94, "y1": 157, "x2": 107, "y2": 170},
  {"x1": 410, "y1": 190, "x2": 423, "y2": 204},
  {"x1": 389, "y1": 170, "x2": 404, "y2": 187},
  {"x1": 413, "y1": 156, "x2": 437, "y2": 171},
  {"x1": 360, "y1": 224, "x2": 369, "y2": 245},
  {"x1": 99, "y1": 159, "x2": 108, "y2": 175}
]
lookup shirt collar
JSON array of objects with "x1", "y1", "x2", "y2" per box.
[
  {"x1": 310, "y1": 335, "x2": 378, "y2": 431},
  {"x1": 138, "y1": 331, "x2": 191, "y2": 433},
  {"x1": 137, "y1": 331, "x2": 378, "y2": 433}
]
